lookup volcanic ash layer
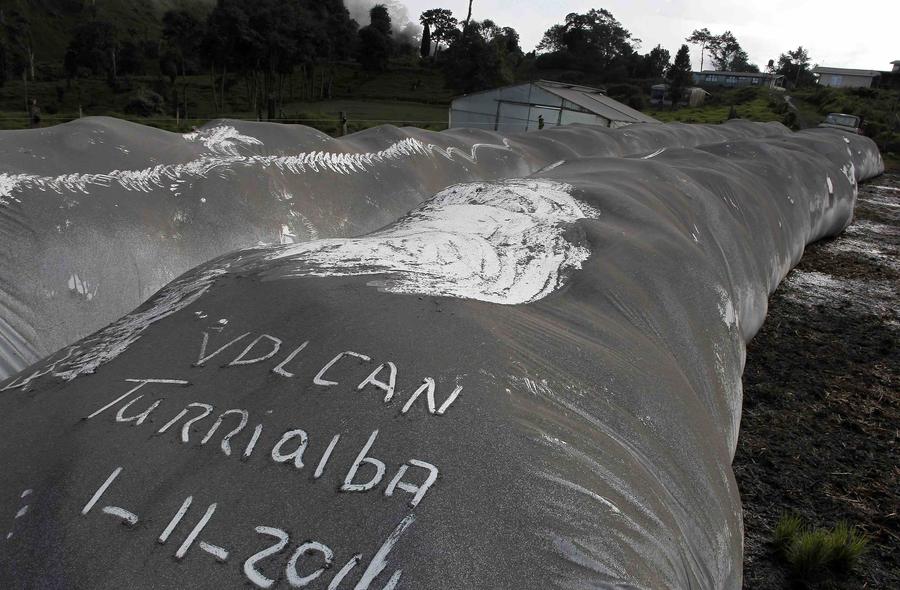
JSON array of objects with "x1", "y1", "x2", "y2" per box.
[
  {"x1": 0, "y1": 117, "x2": 798, "y2": 378},
  {"x1": 0, "y1": 125, "x2": 883, "y2": 589}
]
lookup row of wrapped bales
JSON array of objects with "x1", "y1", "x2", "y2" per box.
[
  {"x1": 0, "y1": 118, "x2": 794, "y2": 377},
  {"x1": 0, "y1": 125, "x2": 882, "y2": 588}
]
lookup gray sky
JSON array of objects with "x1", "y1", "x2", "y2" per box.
[{"x1": 400, "y1": 0, "x2": 899, "y2": 71}]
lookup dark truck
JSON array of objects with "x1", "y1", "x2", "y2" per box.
[{"x1": 818, "y1": 112, "x2": 864, "y2": 134}]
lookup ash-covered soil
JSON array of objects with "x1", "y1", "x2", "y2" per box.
[{"x1": 736, "y1": 174, "x2": 900, "y2": 588}]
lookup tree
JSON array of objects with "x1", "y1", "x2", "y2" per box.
[
  {"x1": 685, "y1": 28, "x2": 712, "y2": 71},
  {"x1": 199, "y1": 0, "x2": 357, "y2": 114},
  {"x1": 462, "y1": 0, "x2": 474, "y2": 35},
  {"x1": 705, "y1": 31, "x2": 757, "y2": 72},
  {"x1": 64, "y1": 19, "x2": 119, "y2": 84},
  {"x1": 776, "y1": 46, "x2": 814, "y2": 88},
  {"x1": 0, "y1": 38, "x2": 7, "y2": 86},
  {"x1": 202, "y1": 0, "x2": 250, "y2": 111},
  {"x1": 443, "y1": 19, "x2": 521, "y2": 93},
  {"x1": 420, "y1": 22, "x2": 431, "y2": 58},
  {"x1": 117, "y1": 38, "x2": 145, "y2": 76},
  {"x1": 161, "y1": 10, "x2": 203, "y2": 78},
  {"x1": 536, "y1": 9, "x2": 635, "y2": 73},
  {"x1": 420, "y1": 9, "x2": 458, "y2": 56},
  {"x1": 357, "y1": 6, "x2": 393, "y2": 71},
  {"x1": 640, "y1": 44, "x2": 670, "y2": 78},
  {"x1": 369, "y1": 4, "x2": 392, "y2": 37},
  {"x1": 730, "y1": 48, "x2": 758, "y2": 72},
  {"x1": 707, "y1": 31, "x2": 739, "y2": 70},
  {"x1": 1, "y1": 9, "x2": 35, "y2": 81},
  {"x1": 666, "y1": 44, "x2": 692, "y2": 108}
]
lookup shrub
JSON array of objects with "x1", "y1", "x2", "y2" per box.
[
  {"x1": 123, "y1": 87, "x2": 165, "y2": 117},
  {"x1": 732, "y1": 86, "x2": 760, "y2": 104},
  {"x1": 783, "y1": 111, "x2": 798, "y2": 130}
]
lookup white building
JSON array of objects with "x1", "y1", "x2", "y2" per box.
[
  {"x1": 448, "y1": 80, "x2": 658, "y2": 132},
  {"x1": 811, "y1": 67, "x2": 881, "y2": 88}
]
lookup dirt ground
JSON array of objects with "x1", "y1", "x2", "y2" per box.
[{"x1": 735, "y1": 173, "x2": 900, "y2": 588}]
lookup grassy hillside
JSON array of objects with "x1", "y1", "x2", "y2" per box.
[
  {"x1": 0, "y1": 61, "x2": 452, "y2": 133},
  {"x1": 648, "y1": 85, "x2": 900, "y2": 171},
  {"x1": 648, "y1": 87, "x2": 787, "y2": 124},
  {"x1": 791, "y1": 86, "x2": 900, "y2": 168}
]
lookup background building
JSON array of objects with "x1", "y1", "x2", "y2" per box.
[
  {"x1": 449, "y1": 80, "x2": 658, "y2": 131},
  {"x1": 811, "y1": 67, "x2": 882, "y2": 88},
  {"x1": 692, "y1": 71, "x2": 784, "y2": 88}
]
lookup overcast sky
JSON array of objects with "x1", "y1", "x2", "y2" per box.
[{"x1": 399, "y1": 0, "x2": 899, "y2": 71}]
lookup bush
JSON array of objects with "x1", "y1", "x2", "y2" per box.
[
  {"x1": 123, "y1": 87, "x2": 165, "y2": 117},
  {"x1": 605, "y1": 83, "x2": 646, "y2": 110},
  {"x1": 732, "y1": 86, "x2": 760, "y2": 104},
  {"x1": 783, "y1": 111, "x2": 798, "y2": 130}
]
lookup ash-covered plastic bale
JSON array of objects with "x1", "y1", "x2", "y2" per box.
[
  {"x1": 0, "y1": 124, "x2": 882, "y2": 589},
  {"x1": 0, "y1": 118, "x2": 790, "y2": 378}
]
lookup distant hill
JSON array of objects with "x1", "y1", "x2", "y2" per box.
[{"x1": 2, "y1": 0, "x2": 213, "y2": 65}]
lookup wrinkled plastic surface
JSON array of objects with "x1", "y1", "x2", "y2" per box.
[
  {"x1": 0, "y1": 117, "x2": 792, "y2": 377},
  {"x1": 0, "y1": 122, "x2": 883, "y2": 589}
]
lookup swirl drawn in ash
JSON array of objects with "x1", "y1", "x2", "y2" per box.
[
  {"x1": 0, "y1": 126, "x2": 516, "y2": 204},
  {"x1": 265, "y1": 178, "x2": 599, "y2": 305}
]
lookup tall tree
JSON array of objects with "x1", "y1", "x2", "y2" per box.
[
  {"x1": 705, "y1": 31, "x2": 756, "y2": 72},
  {"x1": 420, "y1": 9, "x2": 458, "y2": 57},
  {"x1": 462, "y1": 0, "x2": 473, "y2": 35},
  {"x1": 420, "y1": 22, "x2": 431, "y2": 58},
  {"x1": 1, "y1": 10, "x2": 34, "y2": 81},
  {"x1": 666, "y1": 44, "x2": 692, "y2": 109},
  {"x1": 776, "y1": 46, "x2": 813, "y2": 88},
  {"x1": 536, "y1": 9, "x2": 635, "y2": 72},
  {"x1": 357, "y1": 5, "x2": 393, "y2": 71},
  {"x1": 161, "y1": 10, "x2": 202, "y2": 78},
  {"x1": 444, "y1": 19, "x2": 522, "y2": 93},
  {"x1": 640, "y1": 44, "x2": 670, "y2": 78},
  {"x1": 64, "y1": 19, "x2": 119, "y2": 85},
  {"x1": 685, "y1": 28, "x2": 712, "y2": 71},
  {"x1": 730, "y1": 48, "x2": 758, "y2": 73},
  {"x1": 369, "y1": 4, "x2": 392, "y2": 37},
  {"x1": 202, "y1": 0, "x2": 249, "y2": 111}
]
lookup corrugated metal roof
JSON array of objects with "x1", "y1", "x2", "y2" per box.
[
  {"x1": 535, "y1": 82, "x2": 659, "y2": 124},
  {"x1": 812, "y1": 67, "x2": 881, "y2": 77}
]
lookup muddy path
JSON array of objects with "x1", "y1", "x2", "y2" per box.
[{"x1": 736, "y1": 174, "x2": 900, "y2": 588}]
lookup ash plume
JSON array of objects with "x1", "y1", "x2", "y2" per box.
[{"x1": 344, "y1": 0, "x2": 422, "y2": 44}]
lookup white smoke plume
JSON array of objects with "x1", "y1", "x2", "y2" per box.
[{"x1": 345, "y1": 0, "x2": 422, "y2": 45}]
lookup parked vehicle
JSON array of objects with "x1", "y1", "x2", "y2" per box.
[{"x1": 818, "y1": 113, "x2": 864, "y2": 134}]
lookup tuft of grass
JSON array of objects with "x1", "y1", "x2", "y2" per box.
[
  {"x1": 826, "y1": 521, "x2": 869, "y2": 571},
  {"x1": 785, "y1": 529, "x2": 833, "y2": 579},
  {"x1": 774, "y1": 513, "x2": 804, "y2": 553},
  {"x1": 773, "y1": 514, "x2": 869, "y2": 581}
]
